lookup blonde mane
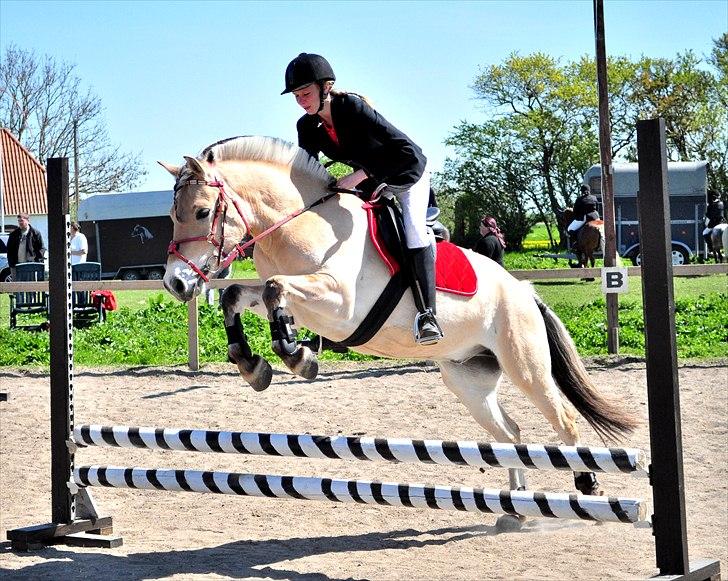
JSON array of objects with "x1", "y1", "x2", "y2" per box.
[{"x1": 198, "y1": 136, "x2": 332, "y2": 186}]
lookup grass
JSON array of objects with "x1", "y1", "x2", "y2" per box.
[{"x1": 1, "y1": 257, "x2": 725, "y2": 365}]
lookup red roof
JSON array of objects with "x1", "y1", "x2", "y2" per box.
[{"x1": 1, "y1": 128, "x2": 47, "y2": 215}]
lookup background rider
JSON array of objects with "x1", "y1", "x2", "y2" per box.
[{"x1": 567, "y1": 185, "x2": 600, "y2": 249}]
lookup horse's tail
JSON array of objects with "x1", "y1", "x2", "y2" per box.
[{"x1": 533, "y1": 294, "x2": 639, "y2": 443}]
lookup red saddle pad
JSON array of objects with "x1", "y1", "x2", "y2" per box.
[{"x1": 434, "y1": 241, "x2": 478, "y2": 296}]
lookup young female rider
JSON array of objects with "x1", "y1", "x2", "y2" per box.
[{"x1": 281, "y1": 52, "x2": 443, "y2": 345}]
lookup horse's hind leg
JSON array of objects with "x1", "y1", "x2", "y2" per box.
[
  {"x1": 221, "y1": 284, "x2": 273, "y2": 391},
  {"x1": 495, "y1": 306, "x2": 601, "y2": 495},
  {"x1": 438, "y1": 355, "x2": 530, "y2": 529}
]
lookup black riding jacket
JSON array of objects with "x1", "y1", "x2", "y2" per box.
[
  {"x1": 706, "y1": 199, "x2": 726, "y2": 228},
  {"x1": 573, "y1": 194, "x2": 600, "y2": 222},
  {"x1": 297, "y1": 93, "x2": 426, "y2": 194}
]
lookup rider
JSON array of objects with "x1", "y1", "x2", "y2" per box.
[
  {"x1": 282, "y1": 53, "x2": 443, "y2": 345},
  {"x1": 567, "y1": 185, "x2": 600, "y2": 249},
  {"x1": 702, "y1": 189, "x2": 726, "y2": 252}
]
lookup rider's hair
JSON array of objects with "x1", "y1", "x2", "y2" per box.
[{"x1": 330, "y1": 88, "x2": 373, "y2": 108}]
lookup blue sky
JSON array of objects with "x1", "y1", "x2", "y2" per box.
[{"x1": 1, "y1": 0, "x2": 726, "y2": 193}]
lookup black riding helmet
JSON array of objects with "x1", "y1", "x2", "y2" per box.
[
  {"x1": 282, "y1": 53, "x2": 335, "y2": 113},
  {"x1": 281, "y1": 53, "x2": 335, "y2": 94},
  {"x1": 580, "y1": 185, "x2": 590, "y2": 194}
]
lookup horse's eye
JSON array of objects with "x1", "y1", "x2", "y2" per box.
[{"x1": 196, "y1": 208, "x2": 211, "y2": 220}]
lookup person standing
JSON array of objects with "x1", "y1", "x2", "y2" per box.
[
  {"x1": 702, "y1": 189, "x2": 726, "y2": 252},
  {"x1": 473, "y1": 216, "x2": 506, "y2": 267},
  {"x1": 70, "y1": 222, "x2": 88, "y2": 265},
  {"x1": 282, "y1": 52, "x2": 442, "y2": 344},
  {"x1": 7, "y1": 213, "x2": 46, "y2": 279}
]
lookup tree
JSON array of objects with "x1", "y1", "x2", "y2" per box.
[
  {"x1": 437, "y1": 120, "x2": 540, "y2": 249},
  {"x1": 439, "y1": 53, "x2": 601, "y2": 248},
  {"x1": 439, "y1": 47, "x2": 727, "y2": 249},
  {"x1": 0, "y1": 45, "x2": 146, "y2": 195}
]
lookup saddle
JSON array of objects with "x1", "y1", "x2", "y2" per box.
[{"x1": 330, "y1": 196, "x2": 476, "y2": 348}]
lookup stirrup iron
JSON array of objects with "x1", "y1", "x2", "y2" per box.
[{"x1": 414, "y1": 308, "x2": 444, "y2": 345}]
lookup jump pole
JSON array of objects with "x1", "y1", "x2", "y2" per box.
[{"x1": 636, "y1": 119, "x2": 720, "y2": 580}]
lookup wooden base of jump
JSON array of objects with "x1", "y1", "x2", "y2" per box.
[{"x1": 7, "y1": 517, "x2": 121, "y2": 551}]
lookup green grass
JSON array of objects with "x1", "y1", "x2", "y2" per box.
[
  {"x1": 522, "y1": 222, "x2": 553, "y2": 250},
  {"x1": 1, "y1": 256, "x2": 725, "y2": 365}
]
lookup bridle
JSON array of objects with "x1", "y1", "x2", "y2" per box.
[{"x1": 168, "y1": 176, "x2": 338, "y2": 282}]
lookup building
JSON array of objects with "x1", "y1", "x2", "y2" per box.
[{"x1": 0, "y1": 128, "x2": 48, "y2": 241}]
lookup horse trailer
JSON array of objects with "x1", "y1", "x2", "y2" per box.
[
  {"x1": 583, "y1": 161, "x2": 708, "y2": 264},
  {"x1": 78, "y1": 190, "x2": 174, "y2": 280}
]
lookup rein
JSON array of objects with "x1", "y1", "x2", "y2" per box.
[{"x1": 168, "y1": 177, "x2": 338, "y2": 282}]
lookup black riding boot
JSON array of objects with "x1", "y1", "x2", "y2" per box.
[
  {"x1": 568, "y1": 230, "x2": 579, "y2": 250},
  {"x1": 409, "y1": 245, "x2": 444, "y2": 345},
  {"x1": 704, "y1": 232, "x2": 714, "y2": 253}
]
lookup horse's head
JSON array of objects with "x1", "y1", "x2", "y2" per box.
[{"x1": 159, "y1": 155, "x2": 248, "y2": 302}]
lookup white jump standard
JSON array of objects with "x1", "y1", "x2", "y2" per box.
[
  {"x1": 73, "y1": 465, "x2": 647, "y2": 524},
  {"x1": 73, "y1": 425, "x2": 649, "y2": 477}
]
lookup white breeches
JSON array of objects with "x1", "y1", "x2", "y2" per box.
[
  {"x1": 567, "y1": 218, "x2": 585, "y2": 233},
  {"x1": 702, "y1": 227, "x2": 713, "y2": 236},
  {"x1": 397, "y1": 169, "x2": 430, "y2": 249}
]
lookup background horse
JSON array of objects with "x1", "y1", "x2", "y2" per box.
[
  {"x1": 708, "y1": 223, "x2": 728, "y2": 263},
  {"x1": 160, "y1": 136, "x2": 637, "y2": 526},
  {"x1": 562, "y1": 208, "x2": 604, "y2": 268}
]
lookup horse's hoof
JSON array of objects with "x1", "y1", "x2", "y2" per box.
[
  {"x1": 495, "y1": 514, "x2": 525, "y2": 532},
  {"x1": 292, "y1": 346, "x2": 319, "y2": 380},
  {"x1": 238, "y1": 355, "x2": 273, "y2": 392}
]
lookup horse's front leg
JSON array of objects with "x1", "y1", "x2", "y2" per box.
[
  {"x1": 262, "y1": 273, "x2": 345, "y2": 381},
  {"x1": 221, "y1": 283, "x2": 273, "y2": 392}
]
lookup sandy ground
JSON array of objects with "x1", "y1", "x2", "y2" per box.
[{"x1": 0, "y1": 358, "x2": 726, "y2": 581}]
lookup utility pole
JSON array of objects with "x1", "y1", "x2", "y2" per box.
[
  {"x1": 73, "y1": 120, "x2": 80, "y2": 219},
  {"x1": 593, "y1": 0, "x2": 619, "y2": 354}
]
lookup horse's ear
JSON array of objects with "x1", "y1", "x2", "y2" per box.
[
  {"x1": 183, "y1": 155, "x2": 206, "y2": 178},
  {"x1": 158, "y1": 161, "x2": 180, "y2": 177}
]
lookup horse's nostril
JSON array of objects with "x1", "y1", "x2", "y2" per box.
[{"x1": 173, "y1": 277, "x2": 187, "y2": 296}]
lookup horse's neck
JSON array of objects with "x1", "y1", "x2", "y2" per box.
[{"x1": 221, "y1": 160, "x2": 328, "y2": 232}]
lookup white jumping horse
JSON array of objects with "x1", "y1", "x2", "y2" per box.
[{"x1": 160, "y1": 136, "x2": 637, "y2": 527}]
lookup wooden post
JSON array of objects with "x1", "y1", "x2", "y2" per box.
[
  {"x1": 593, "y1": 0, "x2": 619, "y2": 354},
  {"x1": 46, "y1": 157, "x2": 75, "y2": 525},
  {"x1": 7, "y1": 158, "x2": 120, "y2": 550},
  {"x1": 188, "y1": 297, "x2": 200, "y2": 371},
  {"x1": 637, "y1": 119, "x2": 720, "y2": 580}
]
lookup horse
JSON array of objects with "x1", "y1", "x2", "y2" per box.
[
  {"x1": 562, "y1": 208, "x2": 604, "y2": 269},
  {"x1": 708, "y1": 223, "x2": 728, "y2": 263},
  {"x1": 131, "y1": 224, "x2": 154, "y2": 244},
  {"x1": 159, "y1": 136, "x2": 637, "y2": 528}
]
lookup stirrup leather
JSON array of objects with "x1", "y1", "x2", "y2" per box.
[{"x1": 413, "y1": 308, "x2": 444, "y2": 345}]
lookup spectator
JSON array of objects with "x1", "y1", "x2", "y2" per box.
[
  {"x1": 70, "y1": 221, "x2": 88, "y2": 265},
  {"x1": 7, "y1": 213, "x2": 46, "y2": 279},
  {"x1": 702, "y1": 189, "x2": 726, "y2": 252},
  {"x1": 473, "y1": 216, "x2": 506, "y2": 267}
]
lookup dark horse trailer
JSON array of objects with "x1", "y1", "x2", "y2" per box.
[
  {"x1": 583, "y1": 161, "x2": 708, "y2": 265},
  {"x1": 78, "y1": 190, "x2": 173, "y2": 280}
]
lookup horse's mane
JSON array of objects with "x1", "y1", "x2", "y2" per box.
[{"x1": 198, "y1": 136, "x2": 333, "y2": 186}]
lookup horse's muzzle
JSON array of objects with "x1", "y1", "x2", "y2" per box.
[{"x1": 164, "y1": 273, "x2": 201, "y2": 303}]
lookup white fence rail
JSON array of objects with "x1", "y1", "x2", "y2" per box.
[{"x1": 1, "y1": 265, "x2": 725, "y2": 370}]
